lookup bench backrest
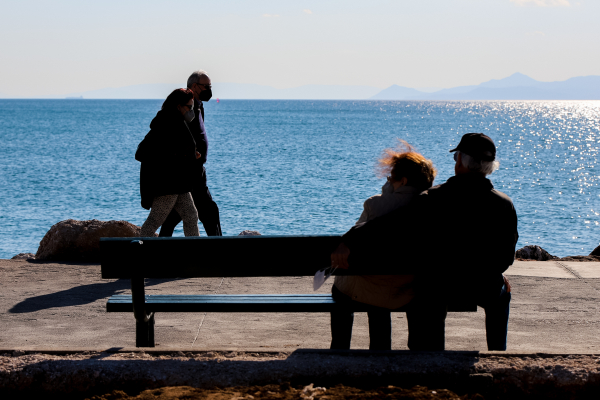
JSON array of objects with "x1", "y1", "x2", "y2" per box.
[{"x1": 101, "y1": 236, "x2": 345, "y2": 279}]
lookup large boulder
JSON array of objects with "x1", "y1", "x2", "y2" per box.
[
  {"x1": 238, "y1": 230, "x2": 261, "y2": 236},
  {"x1": 35, "y1": 219, "x2": 152, "y2": 262},
  {"x1": 590, "y1": 244, "x2": 600, "y2": 257},
  {"x1": 515, "y1": 245, "x2": 556, "y2": 261}
]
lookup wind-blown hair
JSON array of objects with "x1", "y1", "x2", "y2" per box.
[
  {"x1": 458, "y1": 151, "x2": 500, "y2": 176},
  {"x1": 376, "y1": 140, "x2": 437, "y2": 192},
  {"x1": 161, "y1": 88, "x2": 194, "y2": 111},
  {"x1": 187, "y1": 70, "x2": 210, "y2": 88}
]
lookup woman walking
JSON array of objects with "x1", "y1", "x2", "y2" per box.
[
  {"x1": 330, "y1": 141, "x2": 437, "y2": 350},
  {"x1": 135, "y1": 88, "x2": 201, "y2": 237}
]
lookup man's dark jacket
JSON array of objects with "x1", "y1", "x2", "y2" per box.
[
  {"x1": 187, "y1": 100, "x2": 208, "y2": 183},
  {"x1": 135, "y1": 109, "x2": 198, "y2": 210},
  {"x1": 343, "y1": 174, "x2": 519, "y2": 300}
]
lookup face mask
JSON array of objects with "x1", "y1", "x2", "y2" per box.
[
  {"x1": 183, "y1": 109, "x2": 195, "y2": 122},
  {"x1": 199, "y1": 88, "x2": 212, "y2": 102}
]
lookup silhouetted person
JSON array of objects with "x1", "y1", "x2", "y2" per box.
[
  {"x1": 331, "y1": 142, "x2": 437, "y2": 350},
  {"x1": 159, "y1": 70, "x2": 222, "y2": 237},
  {"x1": 136, "y1": 88, "x2": 200, "y2": 237}
]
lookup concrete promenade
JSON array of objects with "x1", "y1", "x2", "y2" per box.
[{"x1": 1, "y1": 259, "x2": 599, "y2": 352}]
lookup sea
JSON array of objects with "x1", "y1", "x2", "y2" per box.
[{"x1": 1, "y1": 99, "x2": 599, "y2": 259}]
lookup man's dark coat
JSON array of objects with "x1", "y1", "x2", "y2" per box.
[
  {"x1": 188, "y1": 101, "x2": 208, "y2": 175},
  {"x1": 343, "y1": 174, "x2": 519, "y2": 300}
]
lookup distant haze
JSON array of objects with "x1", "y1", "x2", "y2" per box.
[
  {"x1": 1, "y1": 1, "x2": 599, "y2": 98},
  {"x1": 369, "y1": 73, "x2": 600, "y2": 101},
  {"x1": 5, "y1": 73, "x2": 599, "y2": 101}
]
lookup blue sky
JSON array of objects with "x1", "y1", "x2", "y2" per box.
[{"x1": 1, "y1": 0, "x2": 599, "y2": 97}]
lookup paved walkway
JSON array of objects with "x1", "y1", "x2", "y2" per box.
[{"x1": 1, "y1": 259, "x2": 599, "y2": 352}]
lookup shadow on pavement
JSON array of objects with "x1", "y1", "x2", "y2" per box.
[{"x1": 8, "y1": 279, "x2": 175, "y2": 314}]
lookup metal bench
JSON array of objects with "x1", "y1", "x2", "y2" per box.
[{"x1": 100, "y1": 235, "x2": 476, "y2": 347}]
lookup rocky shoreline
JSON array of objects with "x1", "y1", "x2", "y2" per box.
[
  {"x1": 515, "y1": 244, "x2": 600, "y2": 262},
  {"x1": 1, "y1": 350, "x2": 599, "y2": 399},
  {"x1": 10, "y1": 219, "x2": 600, "y2": 263},
  {"x1": 10, "y1": 219, "x2": 263, "y2": 262}
]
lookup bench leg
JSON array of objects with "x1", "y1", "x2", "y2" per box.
[
  {"x1": 131, "y1": 275, "x2": 155, "y2": 348},
  {"x1": 136, "y1": 313, "x2": 155, "y2": 348}
]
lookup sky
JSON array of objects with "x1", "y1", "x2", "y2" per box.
[{"x1": 1, "y1": 0, "x2": 599, "y2": 97}]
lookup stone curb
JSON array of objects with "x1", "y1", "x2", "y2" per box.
[{"x1": 1, "y1": 350, "x2": 599, "y2": 399}]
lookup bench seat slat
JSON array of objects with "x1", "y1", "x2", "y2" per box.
[{"x1": 106, "y1": 294, "x2": 476, "y2": 313}]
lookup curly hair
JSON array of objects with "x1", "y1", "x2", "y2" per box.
[
  {"x1": 161, "y1": 88, "x2": 194, "y2": 111},
  {"x1": 376, "y1": 140, "x2": 437, "y2": 192}
]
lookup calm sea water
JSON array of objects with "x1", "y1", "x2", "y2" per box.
[{"x1": 1, "y1": 99, "x2": 599, "y2": 259}]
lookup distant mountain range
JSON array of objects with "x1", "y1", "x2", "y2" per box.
[
  {"x1": 2, "y1": 73, "x2": 599, "y2": 100},
  {"x1": 371, "y1": 73, "x2": 600, "y2": 100}
]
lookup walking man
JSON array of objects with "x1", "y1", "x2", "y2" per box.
[
  {"x1": 331, "y1": 133, "x2": 518, "y2": 351},
  {"x1": 159, "y1": 70, "x2": 222, "y2": 237}
]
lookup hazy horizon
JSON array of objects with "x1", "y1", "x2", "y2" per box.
[
  {"x1": 1, "y1": 1, "x2": 599, "y2": 98},
  {"x1": 2, "y1": 72, "x2": 599, "y2": 101}
]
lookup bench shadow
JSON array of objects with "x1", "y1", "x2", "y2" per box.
[{"x1": 8, "y1": 279, "x2": 177, "y2": 314}]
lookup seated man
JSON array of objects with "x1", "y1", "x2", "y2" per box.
[{"x1": 332, "y1": 133, "x2": 518, "y2": 351}]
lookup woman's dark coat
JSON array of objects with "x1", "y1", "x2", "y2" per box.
[{"x1": 135, "y1": 109, "x2": 198, "y2": 210}]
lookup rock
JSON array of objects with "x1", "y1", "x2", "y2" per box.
[
  {"x1": 35, "y1": 219, "x2": 154, "y2": 262},
  {"x1": 239, "y1": 230, "x2": 261, "y2": 236},
  {"x1": 590, "y1": 244, "x2": 600, "y2": 257},
  {"x1": 11, "y1": 253, "x2": 36, "y2": 260},
  {"x1": 515, "y1": 245, "x2": 556, "y2": 261}
]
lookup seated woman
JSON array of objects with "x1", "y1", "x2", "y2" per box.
[
  {"x1": 330, "y1": 141, "x2": 437, "y2": 350},
  {"x1": 136, "y1": 88, "x2": 201, "y2": 237}
]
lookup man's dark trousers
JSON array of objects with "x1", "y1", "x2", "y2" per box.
[
  {"x1": 478, "y1": 283, "x2": 511, "y2": 350},
  {"x1": 405, "y1": 283, "x2": 511, "y2": 351},
  {"x1": 159, "y1": 166, "x2": 222, "y2": 237}
]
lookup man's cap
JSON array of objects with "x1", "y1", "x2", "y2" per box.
[{"x1": 449, "y1": 133, "x2": 496, "y2": 161}]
